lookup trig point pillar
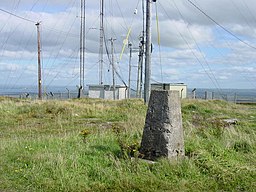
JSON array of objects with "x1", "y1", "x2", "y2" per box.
[{"x1": 140, "y1": 90, "x2": 185, "y2": 161}]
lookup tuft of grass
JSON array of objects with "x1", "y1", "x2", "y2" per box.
[{"x1": 232, "y1": 141, "x2": 252, "y2": 153}]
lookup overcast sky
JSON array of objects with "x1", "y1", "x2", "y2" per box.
[{"x1": 0, "y1": 0, "x2": 256, "y2": 92}]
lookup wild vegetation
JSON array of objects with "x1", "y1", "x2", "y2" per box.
[{"x1": 0, "y1": 97, "x2": 255, "y2": 191}]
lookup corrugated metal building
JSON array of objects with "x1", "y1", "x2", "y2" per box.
[{"x1": 151, "y1": 83, "x2": 187, "y2": 99}]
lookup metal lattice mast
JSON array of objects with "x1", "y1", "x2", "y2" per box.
[
  {"x1": 82, "y1": 0, "x2": 86, "y2": 89},
  {"x1": 110, "y1": 38, "x2": 116, "y2": 100},
  {"x1": 78, "y1": 0, "x2": 86, "y2": 98},
  {"x1": 79, "y1": 0, "x2": 83, "y2": 89},
  {"x1": 99, "y1": 0, "x2": 104, "y2": 85}
]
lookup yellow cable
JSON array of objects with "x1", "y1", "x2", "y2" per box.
[
  {"x1": 119, "y1": 0, "x2": 140, "y2": 62},
  {"x1": 119, "y1": 27, "x2": 132, "y2": 61},
  {"x1": 155, "y1": 2, "x2": 163, "y2": 82}
]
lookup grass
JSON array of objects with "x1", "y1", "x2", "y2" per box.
[{"x1": 0, "y1": 97, "x2": 255, "y2": 191}]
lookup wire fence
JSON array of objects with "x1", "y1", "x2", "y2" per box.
[
  {"x1": 187, "y1": 90, "x2": 256, "y2": 104},
  {"x1": 0, "y1": 91, "x2": 82, "y2": 100},
  {"x1": 1, "y1": 89, "x2": 256, "y2": 104}
]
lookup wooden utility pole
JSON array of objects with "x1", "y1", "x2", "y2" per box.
[
  {"x1": 144, "y1": 0, "x2": 152, "y2": 103},
  {"x1": 109, "y1": 38, "x2": 116, "y2": 100},
  {"x1": 36, "y1": 22, "x2": 42, "y2": 100},
  {"x1": 99, "y1": 0, "x2": 104, "y2": 85}
]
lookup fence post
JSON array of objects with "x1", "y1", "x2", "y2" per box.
[
  {"x1": 192, "y1": 88, "x2": 196, "y2": 99},
  {"x1": 66, "y1": 88, "x2": 70, "y2": 99}
]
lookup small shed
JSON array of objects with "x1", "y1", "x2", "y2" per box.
[
  {"x1": 88, "y1": 85, "x2": 127, "y2": 100},
  {"x1": 151, "y1": 83, "x2": 187, "y2": 99}
]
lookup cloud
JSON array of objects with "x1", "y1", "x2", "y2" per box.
[
  {"x1": 0, "y1": 63, "x2": 21, "y2": 71},
  {"x1": 0, "y1": 0, "x2": 255, "y2": 89},
  {"x1": 151, "y1": 19, "x2": 213, "y2": 49},
  {"x1": 232, "y1": 66, "x2": 256, "y2": 73}
]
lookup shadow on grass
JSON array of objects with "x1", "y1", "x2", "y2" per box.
[{"x1": 86, "y1": 144, "x2": 121, "y2": 157}]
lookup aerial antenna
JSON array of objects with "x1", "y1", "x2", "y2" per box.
[
  {"x1": 78, "y1": 0, "x2": 86, "y2": 98},
  {"x1": 109, "y1": 38, "x2": 116, "y2": 100},
  {"x1": 136, "y1": 0, "x2": 146, "y2": 98},
  {"x1": 99, "y1": 0, "x2": 104, "y2": 85}
]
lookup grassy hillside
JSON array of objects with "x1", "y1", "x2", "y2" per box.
[{"x1": 0, "y1": 97, "x2": 255, "y2": 191}]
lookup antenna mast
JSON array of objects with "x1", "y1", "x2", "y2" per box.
[
  {"x1": 99, "y1": 0, "x2": 104, "y2": 85},
  {"x1": 109, "y1": 38, "x2": 116, "y2": 100},
  {"x1": 144, "y1": 0, "x2": 153, "y2": 103},
  {"x1": 82, "y1": 0, "x2": 86, "y2": 89},
  {"x1": 136, "y1": 0, "x2": 146, "y2": 98},
  {"x1": 79, "y1": 0, "x2": 86, "y2": 98}
]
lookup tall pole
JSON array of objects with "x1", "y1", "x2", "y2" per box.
[
  {"x1": 36, "y1": 22, "x2": 42, "y2": 100},
  {"x1": 136, "y1": 48, "x2": 141, "y2": 98},
  {"x1": 140, "y1": 41, "x2": 144, "y2": 98},
  {"x1": 82, "y1": 0, "x2": 86, "y2": 90},
  {"x1": 141, "y1": 0, "x2": 145, "y2": 98},
  {"x1": 138, "y1": 35, "x2": 145, "y2": 98},
  {"x1": 144, "y1": 0, "x2": 152, "y2": 103},
  {"x1": 128, "y1": 43, "x2": 132, "y2": 99},
  {"x1": 79, "y1": 0, "x2": 86, "y2": 98},
  {"x1": 137, "y1": 0, "x2": 145, "y2": 98},
  {"x1": 99, "y1": 0, "x2": 104, "y2": 85},
  {"x1": 79, "y1": 0, "x2": 83, "y2": 89},
  {"x1": 110, "y1": 38, "x2": 116, "y2": 100}
]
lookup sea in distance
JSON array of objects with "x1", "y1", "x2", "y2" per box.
[{"x1": 0, "y1": 85, "x2": 255, "y2": 102}]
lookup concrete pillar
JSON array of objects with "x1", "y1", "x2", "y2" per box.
[{"x1": 140, "y1": 90, "x2": 185, "y2": 161}]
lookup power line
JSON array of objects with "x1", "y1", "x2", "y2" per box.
[
  {"x1": 159, "y1": 1, "x2": 224, "y2": 96},
  {"x1": 187, "y1": 0, "x2": 256, "y2": 51},
  {"x1": 0, "y1": 0, "x2": 81, "y2": 91},
  {"x1": 45, "y1": 15, "x2": 80, "y2": 87},
  {"x1": 0, "y1": 7, "x2": 79, "y2": 38},
  {"x1": 0, "y1": 8, "x2": 36, "y2": 23},
  {"x1": 169, "y1": 0, "x2": 224, "y2": 97},
  {"x1": 103, "y1": 30, "x2": 127, "y2": 87},
  {"x1": 174, "y1": 0, "x2": 255, "y2": 90},
  {"x1": 242, "y1": 0, "x2": 256, "y2": 25},
  {"x1": 0, "y1": 1, "x2": 23, "y2": 39}
]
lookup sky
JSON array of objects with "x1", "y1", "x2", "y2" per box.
[{"x1": 0, "y1": 0, "x2": 256, "y2": 92}]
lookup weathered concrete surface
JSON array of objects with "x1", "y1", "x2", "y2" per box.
[{"x1": 140, "y1": 90, "x2": 185, "y2": 160}]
